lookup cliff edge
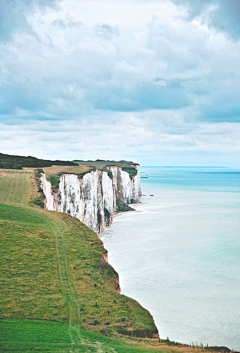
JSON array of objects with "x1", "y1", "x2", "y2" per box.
[{"x1": 41, "y1": 162, "x2": 142, "y2": 233}]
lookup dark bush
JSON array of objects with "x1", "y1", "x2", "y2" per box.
[
  {"x1": 121, "y1": 167, "x2": 137, "y2": 177},
  {"x1": 97, "y1": 261, "x2": 118, "y2": 278},
  {"x1": 50, "y1": 175, "x2": 60, "y2": 188},
  {"x1": 104, "y1": 207, "x2": 111, "y2": 224},
  {"x1": 97, "y1": 210, "x2": 102, "y2": 225},
  {"x1": 31, "y1": 199, "x2": 44, "y2": 208},
  {"x1": 107, "y1": 171, "x2": 113, "y2": 179},
  {"x1": 116, "y1": 327, "x2": 158, "y2": 338},
  {"x1": 0, "y1": 152, "x2": 77, "y2": 169},
  {"x1": 116, "y1": 199, "x2": 134, "y2": 213}
]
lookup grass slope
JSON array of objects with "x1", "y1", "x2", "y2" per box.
[
  {"x1": 0, "y1": 168, "x2": 161, "y2": 352},
  {"x1": 0, "y1": 319, "x2": 169, "y2": 353},
  {"x1": 0, "y1": 168, "x2": 218, "y2": 353},
  {"x1": 0, "y1": 201, "x2": 157, "y2": 336},
  {"x1": 0, "y1": 169, "x2": 32, "y2": 205}
]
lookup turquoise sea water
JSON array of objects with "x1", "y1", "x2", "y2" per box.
[{"x1": 101, "y1": 167, "x2": 240, "y2": 350}]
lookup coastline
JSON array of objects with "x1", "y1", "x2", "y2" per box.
[
  {"x1": 37, "y1": 163, "x2": 240, "y2": 350},
  {"x1": 101, "y1": 204, "x2": 159, "y2": 335},
  {"x1": 100, "y1": 197, "x2": 239, "y2": 352}
]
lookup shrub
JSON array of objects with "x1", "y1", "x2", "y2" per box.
[
  {"x1": 104, "y1": 207, "x2": 111, "y2": 224},
  {"x1": 107, "y1": 171, "x2": 113, "y2": 179},
  {"x1": 31, "y1": 199, "x2": 44, "y2": 208},
  {"x1": 97, "y1": 261, "x2": 118, "y2": 279},
  {"x1": 116, "y1": 199, "x2": 134, "y2": 213},
  {"x1": 50, "y1": 175, "x2": 60, "y2": 188},
  {"x1": 97, "y1": 210, "x2": 102, "y2": 225},
  {"x1": 117, "y1": 317, "x2": 126, "y2": 322},
  {"x1": 30, "y1": 169, "x2": 45, "y2": 209},
  {"x1": 121, "y1": 167, "x2": 137, "y2": 177}
]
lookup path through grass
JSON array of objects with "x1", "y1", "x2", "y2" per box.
[{"x1": 0, "y1": 168, "x2": 212, "y2": 353}]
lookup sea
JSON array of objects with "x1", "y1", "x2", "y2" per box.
[{"x1": 100, "y1": 167, "x2": 240, "y2": 351}]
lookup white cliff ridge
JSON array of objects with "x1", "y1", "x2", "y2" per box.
[{"x1": 41, "y1": 165, "x2": 141, "y2": 233}]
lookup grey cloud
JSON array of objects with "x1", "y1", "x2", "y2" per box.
[
  {"x1": 1, "y1": 2, "x2": 240, "y2": 123},
  {"x1": 1, "y1": 114, "x2": 240, "y2": 166},
  {"x1": 95, "y1": 22, "x2": 119, "y2": 39},
  {"x1": 0, "y1": 0, "x2": 28, "y2": 41},
  {"x1": 93, "y1": 81, "x2": 190, "y2": 111},
  {"x1": 172, "y1": 0, "x2": 240, "y2": 38},
  {"x1": 172, "y1": 0, "x2": 213, "y2": 17},
  {"x1": 52, "y1": 15, "x2": 82, "y2": 28},
  {"x1": 0, "y1": 0, "x2": 60, "y2": 42},
  {"x1": 1, "y1": 0, "x2": 240, "y2": 168},
  {"x1": 202, "y1": 108, "x2": 240, "y2": 123}
]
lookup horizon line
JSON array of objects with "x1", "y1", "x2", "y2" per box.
[{"x1": 140, "y1": 166, "x2": 229, "y2": 168}]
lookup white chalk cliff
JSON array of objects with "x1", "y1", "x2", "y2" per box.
[{"x1": 41, "y1": 165, "x2": 141, "y2": 233}]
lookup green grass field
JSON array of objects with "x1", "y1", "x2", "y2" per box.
[
  {"x1": 0, "y1": 168, "x2": 211, "y2": 353},
  {"x1": 0, "y1": 169, "x2": 32, "y2": 205}
]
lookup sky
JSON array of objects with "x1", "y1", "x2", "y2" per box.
[{"x1": 1, "y1": 0, "x2": 240, "y2": 166}]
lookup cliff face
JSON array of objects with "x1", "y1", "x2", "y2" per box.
[
  {"x1": 41, "y1": 165, "x2": 141, "y2": 233},
  {"x1": 107, "y1": 164, "x2": 141, "y2": 205}
]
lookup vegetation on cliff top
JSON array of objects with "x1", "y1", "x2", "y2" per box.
[
  {"x1": 0, "y1": 152, "x2": 77, "y2": 170},
  {"x1": 121, "y1": 166, "x2": 138, "y2": 177},
  {"x1": 74, "y1": 159, "x2": 138, "y2": 177},
  {"x1": 0, "y1": 153, "x2": 138, "y2": 175}
]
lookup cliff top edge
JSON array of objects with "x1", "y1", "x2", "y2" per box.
[{"x1": 0, "y1": 153, "x2": 140, "y2": 172}]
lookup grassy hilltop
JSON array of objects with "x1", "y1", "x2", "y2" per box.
[
  {"x1": 0, "y1": 152, "x2": 78, "y2": 170},
  {"x1": 0, "y1": 153, "x2": 138, "y2": 177},
  {"x1": 0, "y1": 154, "x2": 224, "y2": 353}
]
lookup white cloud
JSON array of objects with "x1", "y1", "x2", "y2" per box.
[
  {"x1": 0, "y1": 111, "x2": 240, "y2": 166},
  {"x1": 0, "y1": 0, "x2": 240, "y2": 165}
]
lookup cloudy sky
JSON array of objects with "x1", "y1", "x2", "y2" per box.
[{"x1": 1, "y1": 0, "x2": 240, "y2": 166}]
